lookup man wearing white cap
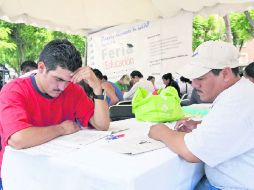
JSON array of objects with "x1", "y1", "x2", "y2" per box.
[{"x1": 149, "y1": 41, "x2": 254, "y2": 189}]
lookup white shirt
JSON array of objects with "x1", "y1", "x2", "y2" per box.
[
  {"x1": 19, "y1": 70, "x2": 38, "y2": 78},
  {"x1": 185, "y1": 77, "x2": 254, "y2": 189},
  {"x1": 123, "y1": 78, "x2": 154, "y2": 100},
  {"x1": 179, "y1": 81, "x2": 193, "y2": 98}
]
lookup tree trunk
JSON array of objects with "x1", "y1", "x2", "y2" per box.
[
  {"x1": 11, "y1": 24, "x2": 25, "y2": 71},
  {"x1": 223, "y1": 14, "x2": 233, "y2": 43},
  {"x1": 244, "y1": 11, "x2": 254, "y2": 37}
]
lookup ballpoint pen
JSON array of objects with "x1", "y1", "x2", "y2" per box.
[
  {"x1": 75, "y1": 118, "x2": 83, "y2": 129},
  {"x1": 106, "y1": 134, "x2": 125, "y2": 140},
  {"x1": 175, "y1": 118, "x2": 190, "y2": 131}
]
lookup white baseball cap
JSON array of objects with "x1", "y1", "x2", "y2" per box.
[{"x1": 177, "y1": 41, "x2": 240, "y2": 79}]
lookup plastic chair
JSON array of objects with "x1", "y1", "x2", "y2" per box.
[
  {"x1": 117, "y1": 100, "x2": 132, "y2": 105},
  {"x1": 181, "y1": 93, "x2": 188, "y2": 101},
  {"x1": 109, "y1": 105, "x2": 135, "y2": 121}
]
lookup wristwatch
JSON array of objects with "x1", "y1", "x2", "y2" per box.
[{"x1": 94, "y1": 90, "x2": 106, "y2": 100}]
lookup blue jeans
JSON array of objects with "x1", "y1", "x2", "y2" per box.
[
  {"x1": 0, "y1": 178, "x2": 2, "y2": 190},
  {"x1": 195, "y1": 175, "x2": 220, "y2": 190}
]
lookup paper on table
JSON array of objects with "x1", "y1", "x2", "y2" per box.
[
  {"x1": 18, "y1": 129, "x2": 112, "y2": 157},
  {"x1": 108, "y1": 122, "x2": 130, "y2": 133},
  {"x1": 18, "y1": 139, "x2": 80, "y2": 157},
  {"x1": 108, "y1": 125, "x2": 130, "y2": 134},
  {"x1": 104, "y1": 136, "x2": 166, "y2": 155},
  {"x1": 165, "y1": 122, "x2": 177, "y2": 130},
  {"x1": 56, "y1": 129, "x2": 112, "y2": 145}
]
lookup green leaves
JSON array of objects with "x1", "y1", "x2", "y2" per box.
[
  {"x1": 193, "y1": 15, "x2": 225, "y2": 50},
  {"x1": 230, "y1": 10, "x2": 254, "y2": 46},
  {"x1": 193, "y1": 10, "x2": 254, "y2": 50},
  {"x1": 0, "y1": 27, "x2": 16, "y2": 49},
  {"x1": 0, "y1": 20, "x2": 86, "y2": 73}
]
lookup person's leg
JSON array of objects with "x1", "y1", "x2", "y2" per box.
[
  {"x1": 195, "y1": 175, "x2": 220, "y2": 190},
  {"x1": 0, "y1": 177, "x2": 2, "y2": 190}
]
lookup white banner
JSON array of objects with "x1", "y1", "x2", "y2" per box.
[{"x1": 87, "y1": 12, "x2": 193, "y2": 86}]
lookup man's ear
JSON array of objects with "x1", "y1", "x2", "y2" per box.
[
  {"x1": 222, "y1": 67, "x2": 233, "y2": 82},
  {"x1": 37, "y1": 62, "x2": 46, "y2": 73}
]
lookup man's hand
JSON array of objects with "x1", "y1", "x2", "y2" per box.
[
  {"x1": 59, "y1": 120, "x2": 80, "y2": 135},
  {"x1": 71, "y1": 67, "x2": 102, "y2": 94},
  {"x1": 174, "y1": 118, "x2": 201, "y2": 133},
  {"x1": 149, "y1": 122, "x2": 201, "y2": 163},
  {"x1": 148, "y1": 124, "x2": 171, "y2": 141}
]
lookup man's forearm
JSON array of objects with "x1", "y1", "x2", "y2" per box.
[
  {"x1": 8, "y1": 124, "x2": 64, "y2": 149},
  {"x1": 91, "y1": 99, "x2": 110, "y2": 131},
  {"x1": 159, "y1": 129, "x2": 201, "y2": 163}
]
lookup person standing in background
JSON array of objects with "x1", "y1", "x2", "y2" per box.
[
  {"x1": 20, "y1": 60, "x2": 37, "y2": 75},
  {"x1": 147, "y1": 76, "x2": 157, "y2": 90},
  {"x1": 115, "y1": 74, "x2": 130, "y2": 93},
  {"x1": 123, "y1": 70, "x2": 154, "y2": 100},
  {"x1": 93, "y1": 69, "x2": 123, "y2": 105},
  {"x1": 178, "y1": 76, "x2": 193, "y2": 99},
  {"x1": 162, "y1": 73, "x2": 181, "y2": 97},
  {"x1": 244, "y1": 62, "x2": 254, "y2": 83}
]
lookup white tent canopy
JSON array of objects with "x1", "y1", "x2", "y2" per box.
[{"x1": 0, "y1": 0, "x2": 254, "y2": 35}]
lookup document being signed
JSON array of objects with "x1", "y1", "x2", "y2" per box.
[
  {"x1": 104, "y1": 136, "x2": 166, "y2": 155},
  {"x1": 16, "y1": 129, "x2": 111, "y2": 157}
]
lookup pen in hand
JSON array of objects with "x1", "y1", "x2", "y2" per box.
[
  {"x1": 174, "y1": 118, "x2": 195, "y2": 133},
  {"x1": 75, "y1": 118, "x2": 83, "y2": 129},
  {"x1": 174, "y1": 118, "x2": 189, "y2": 130}
]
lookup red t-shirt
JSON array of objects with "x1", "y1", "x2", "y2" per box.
[{"x1": 0, "y1": 76, "x2": 94, "y2": 173}]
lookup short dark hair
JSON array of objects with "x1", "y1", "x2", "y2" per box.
[
  {"x1": 93, "y1": 68, "x2": 103, "y2": 80},
  {"x1": 211, "y1": 67, "x2": 240, "y2": 76},
  {"x1": 130, "y1": 70, "x2": 143, "y2": 78},
  {"x1": 180, "y1": 76, "x2": 191, "y2": 84},
  {"x1": 39, "y1": 39, "x2": 82, "y2": 72},
  {"x1": 147, "y1": 76, "x2": 155, "y2": 81},
  {"x1": 103, "y1": 75, "x2": 108, "y2": 81},
  {"x1": 21, "y1": 60, "x2": 37, "y2": 72},
  {"x1": 162, "y1": 73, "x2": 173, "y2": 80},
  {"x1": 245, "y1": 62, "x2": 254, "y2": 78}
]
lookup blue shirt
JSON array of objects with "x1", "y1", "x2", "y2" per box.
[{"x1": 106, "y1": 81, "x2": 123, "y2": 105}]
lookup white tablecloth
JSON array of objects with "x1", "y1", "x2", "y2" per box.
[{"x1": 2, "y1": 118, "x2": 204, "y2": 190}]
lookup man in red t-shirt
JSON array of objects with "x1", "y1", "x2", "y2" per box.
[{"x1": 0, "y1": 39, "x2": 110, "y2": 184}]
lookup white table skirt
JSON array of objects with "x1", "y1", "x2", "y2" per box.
[{"x1": 2, "y1": 118, "x2": 204, "y2": 190}]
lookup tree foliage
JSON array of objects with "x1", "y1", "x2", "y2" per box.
[
  {"x1": 0, "y1": 20, "x2": 86, "y2": 73},
  {"x1": 0, "y1": 27, "x2": 15, "y2": 49},
  {"x1": 193, "y1": 10, "x2": 254, "y2": 50},
  {"x1": 193, "y1": 15, "x2": 226, "y2": 50},
  {"x1": 0, "y1": 22, "x2": 16, "y2": 69},
  {"x1": 230, "y1": 10, "x2": 254, "y2": 48}
]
